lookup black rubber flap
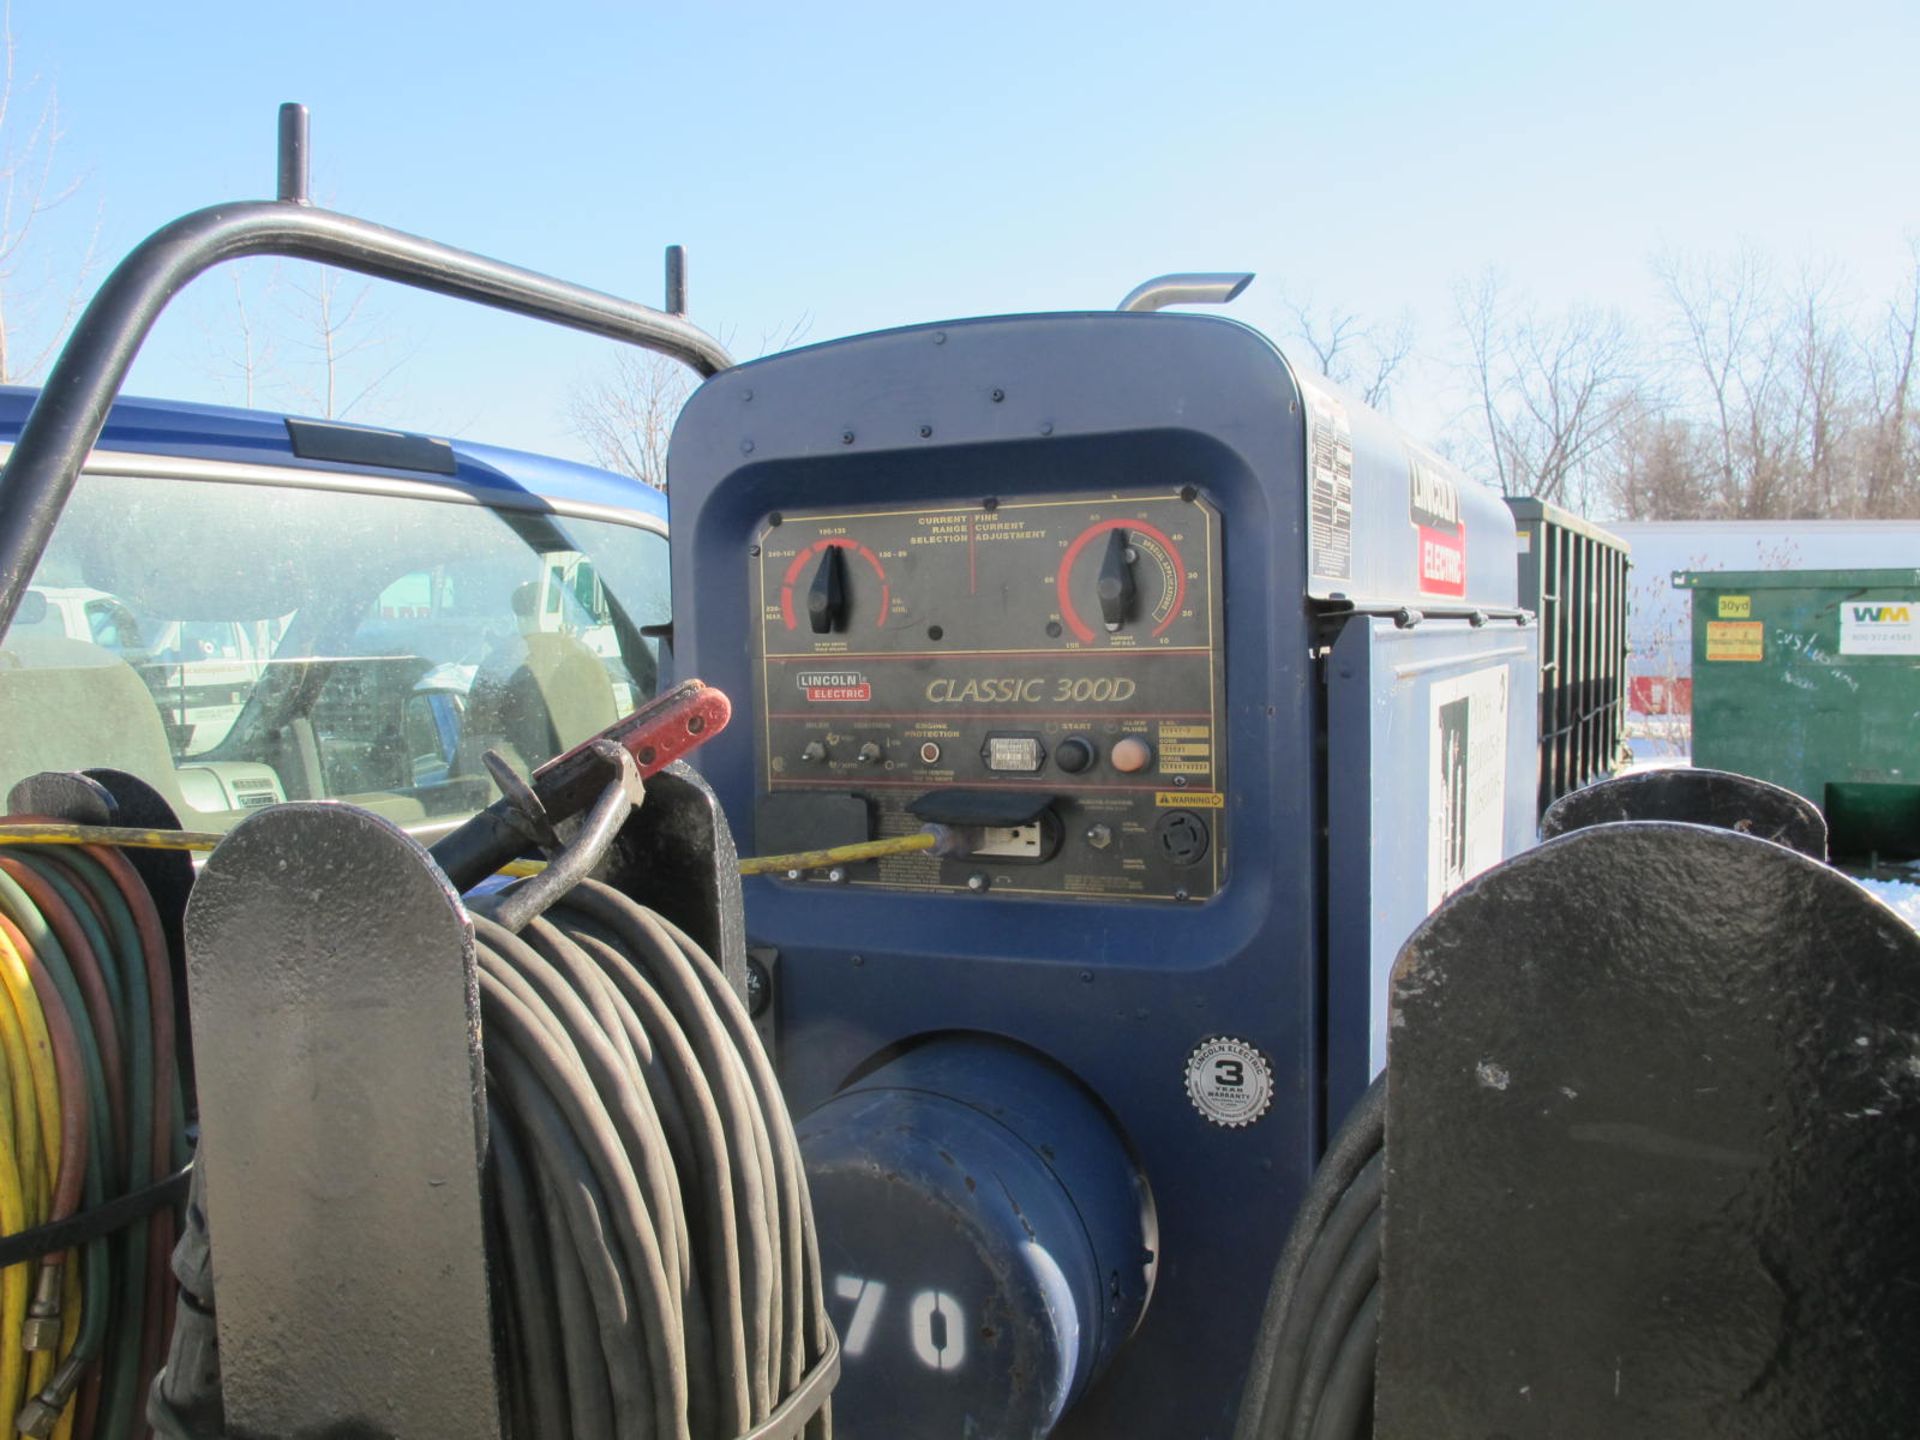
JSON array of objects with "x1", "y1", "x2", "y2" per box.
[
  {"x1": 1379, "y1": 820, "x2": 1920, "y2": 1439},
  {"x1": 907, "y1": 789, "x2": 1055, "y2": 826},
  {"x1": 757, "y1": 791, "x2": 870, "y2": 856},
  {"x1": 1542, "y1": 765, "x2": 1827, "y2": 858}
]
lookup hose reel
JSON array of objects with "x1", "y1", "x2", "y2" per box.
[{"x1": 1, "y1": 682, "x2": 839, "y2": 1439}]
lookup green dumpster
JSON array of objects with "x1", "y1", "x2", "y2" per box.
[{"x1": 1676, "y1": 567, "x2": 1920, "y2": 861}]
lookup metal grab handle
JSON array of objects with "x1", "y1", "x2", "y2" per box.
[{"x1": 0, "y1": 111, "x2": 732, "y2": 633}]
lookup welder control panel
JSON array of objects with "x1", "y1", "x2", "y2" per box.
[{"x1": 752, "y1": 489, "x2": 1226, "y2": 901}]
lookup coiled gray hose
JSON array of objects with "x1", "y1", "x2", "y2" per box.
[
  {"x1": 1232, "y1": 1075, "x2": 1384, "y2": 1440},
  {"x1": 475, "y1": 880, "x2": 833, "y2": 1440}
]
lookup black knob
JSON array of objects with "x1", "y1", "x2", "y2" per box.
[
  {"x1": 1055, "y1": 736, "x2": 1096, "y2": 774},
  {"x1": 807, "y1": 545, "x2": 848, "y2": 633},
  {"x1": 1096, "y1": 528, "x2": 1136, "y2": 631}
]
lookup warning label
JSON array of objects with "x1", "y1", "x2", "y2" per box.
[
  {"x1": 1428, "y1": 666, "x2": 1509, "y2": 910},
  {"x1": 1705, "y1": 622, "x2": 1765, "y2": 662},
  {"x1": 1304, "y1": 383, "x2": 1354, "y2": 583},
  {"x1": 1157, "y1": 791, "x2": 1225, "y2": 808}
]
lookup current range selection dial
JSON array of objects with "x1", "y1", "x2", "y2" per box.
[
  {"x1": 778, "y1": 537, "x2": 890, "y2": 634},
  {"x1": 1056, "y1": 518, "x2": 1187, "y2": 643}
]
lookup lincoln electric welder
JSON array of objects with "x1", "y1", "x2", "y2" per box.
[{"x1": 663, "y1": 280, "x2": 1539, "y2": 1437}]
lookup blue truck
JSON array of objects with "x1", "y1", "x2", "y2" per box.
[{"x1": 0, "y1": 385, "x2": 669, "y2": 833}]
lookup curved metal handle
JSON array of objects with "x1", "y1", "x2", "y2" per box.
[
  {"x1": 0, "y1": 197, "x2": 733, "y2": 630},
  {"x1": 1117, "y1": 272, "x2": 1256, "y2": 313}
]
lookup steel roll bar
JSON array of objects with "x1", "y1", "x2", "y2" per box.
[{"x1": 0, "y1": 105, "x2": 732, "y2": 631}]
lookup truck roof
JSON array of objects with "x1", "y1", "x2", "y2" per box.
[{"x1": 0, "y1": 384, "x2": 668, "y2": 523}]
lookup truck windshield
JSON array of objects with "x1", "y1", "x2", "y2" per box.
[{"x1": 0, "y1": 466, "x2": 669, "y2": 834}]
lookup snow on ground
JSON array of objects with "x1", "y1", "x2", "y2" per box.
[{"x1": 1853, "y1": 873, "x2": 1920, "y2": 930}]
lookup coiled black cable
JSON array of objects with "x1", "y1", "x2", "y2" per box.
[
  {"x1": 151, "y1": 873, "x2": 833, "y2": 1440},
  {"x1": 1232, "y1": 1074, "x2": 1384, "y2": 1440},
  {"x1": 473, "y1": 879, "x2": 833, "y2": 1440}
]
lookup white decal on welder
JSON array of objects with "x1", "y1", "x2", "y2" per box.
[
  {"x1": 1427, "y1": 666, "x2": 1510, "y2": 910},
  {"x1": 831, "y1": 1274, "x2": 887, "y2": 1358},
  {"x1": 1185, "y1": 1036, "x2": 1274, "y2": 1128},
  {"x1": 1300, "y1": 378, "x2": 1354, "y2": 584},
  {"x1": 909, "y1": 1290, "x2": 967, "y2": 1371}
]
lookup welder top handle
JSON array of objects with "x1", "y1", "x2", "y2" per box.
[{"x1": 427, "y1": 680, "x2": 732, "y2": 893}]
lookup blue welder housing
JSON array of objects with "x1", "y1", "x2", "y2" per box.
[{"x1": 664, "y1": 308, "x2": 1537, "y2": 1438}]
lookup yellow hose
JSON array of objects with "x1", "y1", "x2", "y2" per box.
[
  {"x1": 0, "y1": 916, "x2": 72, "y2": 1438},
  {"x1": 0, "y1": 938, "x2": 58, "y2": 1210},
  {"x1": 0, "y1": 820, "x2": 948, "y2": 882},
  {"x1": 736, "y1": 831, "x2": 941, "y2": 876},
  {"x1": 0, "y1": 1049, "x2": 28, "y2": 1423},
  {"x1": 0, "y1": 983, "x2": 40, "y2": 1222},
  {"x1": 0, "y1": 990, "x2": 39, "y2": 1244},
  {"x1": 0, "y1": 823, "x2": 220, "y2": 855}
]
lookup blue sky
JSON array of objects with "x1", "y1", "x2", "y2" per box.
[{"x1": 13, "y1": 0, "x2": 1919, "y2": 461}]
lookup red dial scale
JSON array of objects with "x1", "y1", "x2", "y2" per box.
[
  {"x1": 1056, "y1": 518, "x2": 1187, "y2": 644},
  {"x1": 778, "y1": 537, "x2": 890, "y2": 631}
]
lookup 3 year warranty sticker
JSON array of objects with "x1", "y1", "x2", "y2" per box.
[{"x1": 1186, "y1": 1037, "x2": 1273, "y2": 1128}]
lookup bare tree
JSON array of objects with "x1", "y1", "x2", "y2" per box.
[
  {"x1": 1642, "y1": 248, "x2": 1919, "y2": 520},
  {"x1": 567, "y1": 347, "x2": 690, "y2": 490},
  {"x1": 1860, "y1": 240, "x2": 1920, "y2": 518},
  {"x1": 1608, "y1": 397, "x2": 1710, "y2": 520},
  {"x1": 567, "y1": 314, "x2": 812, "y2": 491},
  {"x1": 1782, "y1": 262, "x2": 1853, "y2": 516},
  {"x1": 1283, "y1": 296, "x2": 1414, "y2": 409},
  {"x1": 1650, "y1": 248, "x2": 1805, "y2": 517},
  {"x1": 0, "y1": 5, "x2": 94, "y2": 382},
  {"x1": 196, "y1": 264, "x2": 281, "y2": 408},
  {"x1": 282, "y1": 264, "x2": 413, "y2": 420},
  {"x1": 1453, "y1": 271, "x2": 1642, "y2": 508}
]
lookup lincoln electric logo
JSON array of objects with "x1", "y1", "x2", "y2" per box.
[
  {"x1": 797, "y1": 670, "x2": 871, "y2": 702},
  {"x1": 1409, "y1": 456, "x2": 1466, "y2": 598},
  {"x1": 1851, "y1": 604, "x2": 1911, "y2": 624}
]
